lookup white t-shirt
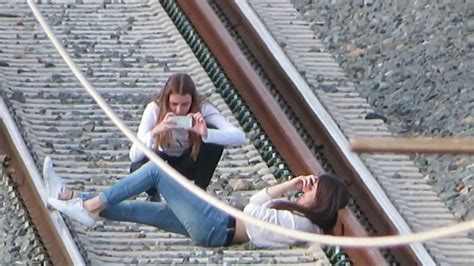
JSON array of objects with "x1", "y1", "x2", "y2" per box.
[
  {"x1": 244, "y1": 188, "x2": 322, "y2": 248},
  {"x1": 129, "y1": 102, "x2": 248, "y2": 162}
]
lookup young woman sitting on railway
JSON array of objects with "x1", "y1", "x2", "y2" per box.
[
  {"x1": 129, "y1": 73, "x2": 247, "y2": 201},
  {"x1": 44, "y1": 156, "x2": 349, "y2": 248}
]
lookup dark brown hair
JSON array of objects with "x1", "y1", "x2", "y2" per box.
[
  {"x1": 269, "y1": 174, "x2": 349, "y2": 232},
  {"x1": 153, "y1": 73, "x2": 203, "y2": 160}
]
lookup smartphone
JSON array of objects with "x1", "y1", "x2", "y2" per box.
[{"x1": 169, "y1": 116, "x2": 193, "y2": 129}]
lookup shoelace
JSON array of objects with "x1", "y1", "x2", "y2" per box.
[
  {"x1": 69, "y1": 197, "x2": 85, "y2": 210},
  {"x1": 57, "y1": 185, "x2": 64, "y2": 198}
]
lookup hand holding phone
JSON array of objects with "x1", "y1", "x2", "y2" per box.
[
  {"x1": 188, "y1": 112, "x2": 208, "y2": 137},
  {"x1": 169, "y1": 115, "x2": 193, "y2": 129}
]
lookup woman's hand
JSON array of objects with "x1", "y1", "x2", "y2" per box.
[
  {"x1": 266, "y1": 174, "x2": 318, "y2": 199},
  {"x1": 188, "y1": 112, "x2": 208, "y2": 138},
  {"x1": 290, "y1": 175, "x2": 318, "y2": 192},
  {"x1": 151, "y1": 112, "x2": 176, "y2": 136}
]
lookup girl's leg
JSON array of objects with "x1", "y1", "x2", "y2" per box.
[
  {"x1": 132, "y1": 151, "x2": 193, "y2": 201},
  {"x1": 192, "y1": 142, "x2": 224, "y2": 189},
  {"x1": 129, "y1": 157, "x2": 149, "y2": 173},
  {"x1": 146, "y1": 150, "x2": 194, "y2": 202},
  {"x1": 166, "y1": 152, "x2": 195, "y2": 180},
  {"x1": 99, "y1": 200, "x2": 188, "y2": 236},
  {"x1": 99, "y1": 161, "x2": 165, "y2": 205},
  {"x1": 129, "y1": 152, "x2": 162, "y2": 200},
  {"x1": 99, "y1": 161, "x2": 233, "y2": 246}
]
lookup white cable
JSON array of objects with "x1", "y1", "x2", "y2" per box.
[{"x1": 27, "y1": 0, "x2": 474, "y2": 248}]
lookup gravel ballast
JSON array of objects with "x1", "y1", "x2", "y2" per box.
[{"x1": 291, "y1": 0, "x2": 473, "y2": 222}]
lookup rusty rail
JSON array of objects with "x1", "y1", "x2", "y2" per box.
[
  {"x1": 0, "y1": 97, "x2": 83, "y2": 265},
  {"x1": 0, "y1": 123, "x2": 73, "y2": 265},
  {"x1": 213, "y1": 1, "x2": 425, "y2": 265},
  {"x1": 176, "y1": 1, "x2": 388, "y2": 265}
]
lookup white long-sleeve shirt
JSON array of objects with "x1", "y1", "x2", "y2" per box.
[
  {"x1": 129, "y1": 102, "x2": 248, "y2": 162},
  {"x1": 243, "y1": 188, "x2": 322, "y2": 248}
]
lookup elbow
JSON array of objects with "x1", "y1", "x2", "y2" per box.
[
  {"x1": 236, "y1": 130, "x2": 248, "y2": 145},
  {"x1": 228, "y1": 128, "x2": 247, "y2": 145},
  {"x1": 129, "y1": 146, "x2": 141, "y2": 162},
  {"x1": 129, "y1": 151, "x2": 136, "y2": 162}
]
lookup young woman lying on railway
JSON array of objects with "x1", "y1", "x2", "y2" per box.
[
  {"x1": 44, "y1": 156, "x2": 349, "y2": 247},
  {"x1": 129, "y1": 72, "x2": 247, "y2": 201}
]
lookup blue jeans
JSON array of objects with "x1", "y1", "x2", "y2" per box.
[{"x1": 82, "y1": 161, "x2": 235, "y2": 247}]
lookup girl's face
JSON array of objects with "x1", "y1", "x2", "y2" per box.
[
  {"x1": 297, "y1": 180, "x2": 319, "y2": 207},
  {"x1": 169, "y1": 93, "x2": 192, "y2": 115}
]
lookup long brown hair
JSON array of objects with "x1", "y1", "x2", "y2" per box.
[
  {"x1": 153, "y1": 73, "x2": 203, "y2": 160},
  {"x1": 269, "y1": 174, "x2": 349, "y2": 232}
]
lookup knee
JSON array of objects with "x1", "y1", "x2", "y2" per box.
[
  {"x1": 142, "y1": 161, "x2": 161, "y2": 176},
  {"x1": 145, "y1": 162, "x2": 169, "y2": 184}
]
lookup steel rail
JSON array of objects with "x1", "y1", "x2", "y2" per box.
[
  {"x1": 174, "y1": 2, "x2": 323, "y2": 177},
  {"x1": 0, "y1": 98, "x2": 84, "y2": 266},
  {"x1": 175, "y1": 0, "x2": 387, "y2": 265},
  {"x1": 214, "y1": 0, "x2": 435, "y2": 265}
]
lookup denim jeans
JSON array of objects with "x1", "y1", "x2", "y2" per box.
[
  {"x1": 129, "y1": 141, "x2": 224, "y2": 190},
  {"x1": 87, "y1": 161, "x2": 234, "y2": 247}
]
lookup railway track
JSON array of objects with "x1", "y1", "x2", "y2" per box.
[
  {"x1": 0, "y1": 151, "x2": 50, "y2": 264},
  {"x1": 1, "y1": 0, "x2": 473, "y2": 265}
]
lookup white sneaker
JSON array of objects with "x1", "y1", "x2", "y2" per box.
[
  {"x1": 43, "y1": 156, "x2": 65, "y2": 199},
  {"x1": 48, "y1": 197, "x2": 96, "y2": 228}
]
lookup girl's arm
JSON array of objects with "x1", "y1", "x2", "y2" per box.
[
  {"x1": 129, "y1": 103, "x2": 159, "y2": 162},
  {"x1": 267, "y1": 175, "x2": 317, "y2": 197},
  {"x1": 200, "y1": 104, "x2": 248, "y2": 145},
  {"x1": 250, "y1": 175, "x2": 318, "y2": 204},
  {"x1": 265, "y1": 179, "x2": 297, "y2": 199}
]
